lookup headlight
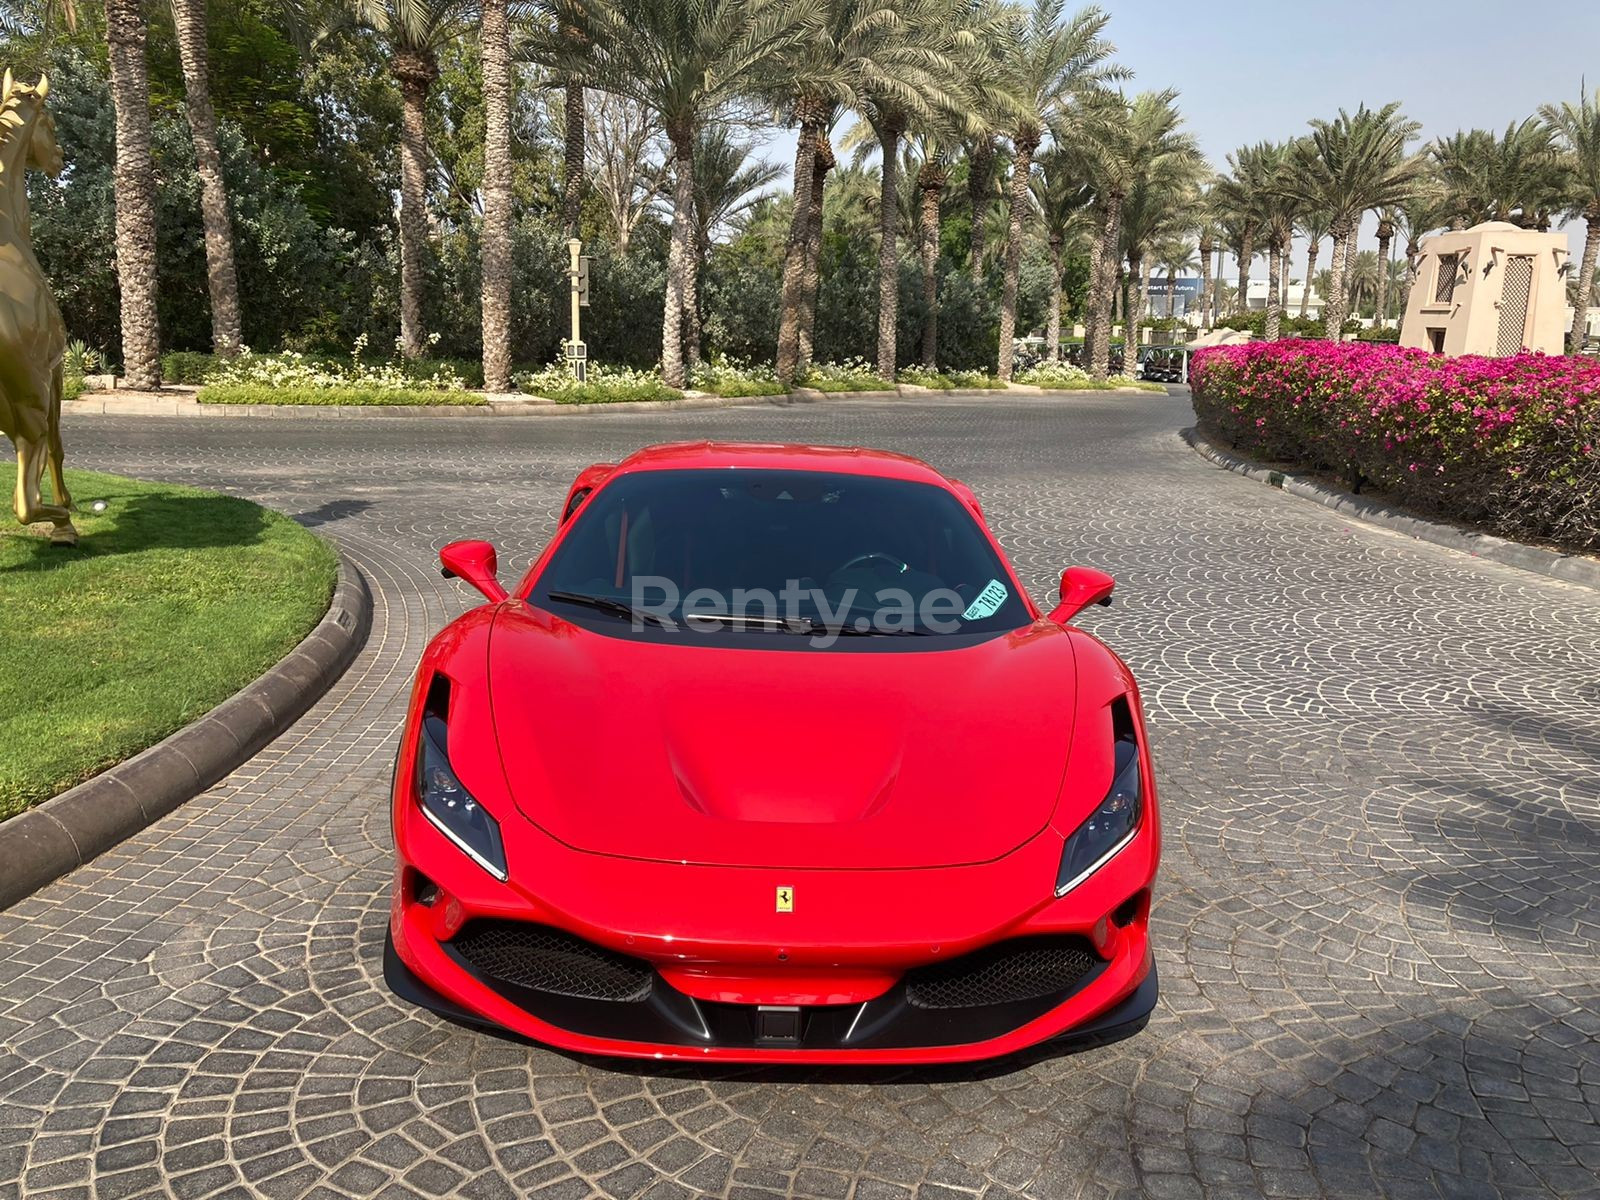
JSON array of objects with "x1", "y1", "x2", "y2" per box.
[
  {"x1": 1055, "y1": 722, "x2": 1143, "y2": 896},
  {"x1": 417, "y1": 708, "x2": 507, "y2": 880}
]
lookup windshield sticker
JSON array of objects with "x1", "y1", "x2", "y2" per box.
[{"x1": 962, "y1": 579, "x2": 1008, "y2": 621}]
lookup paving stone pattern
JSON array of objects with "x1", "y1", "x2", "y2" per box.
[{"x1": 2, "y1": 392, "x2": 1598, "y2": 1200}]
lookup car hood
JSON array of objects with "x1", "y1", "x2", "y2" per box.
[{"x1": 487, "y1": 605, "x2": 1078, "y2": 870}]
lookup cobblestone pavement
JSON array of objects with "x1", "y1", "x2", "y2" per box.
[{"x1": 3, "y1": 392, "x2": 1599, "y2": 1200}]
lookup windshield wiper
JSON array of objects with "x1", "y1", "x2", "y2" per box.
[{"x1": 545, "y1": 590, "x2": 673, "y2": 629}]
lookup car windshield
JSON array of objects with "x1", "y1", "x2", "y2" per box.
[{"x1": 530, "y1": 467, "x2": 1031, "y2": 642}]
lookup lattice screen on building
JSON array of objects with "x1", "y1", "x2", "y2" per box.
[
  {"x1": 1496, "y1": 255, "x2": 1534, "y2": 357},
  {"x1": 1433, "y1": 254, "x2": 1460, "y2": 303}
]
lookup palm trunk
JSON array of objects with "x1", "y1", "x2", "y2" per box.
[
  {"x1": 1197, "y1": 236, "x2": 1212, "y2": 332},
  {"x1": 1046, "y1": 234, "x2": 1062, "y2": 362},
  {"x1": 1323, "y1": 221, "x2": 1352, "y2": 337},
  {"x1": 1235, "y1": 234, "x2": 1253, "y2": 320},
  {"x1": 775, "y1": 112, "x2": 821, "y2": 384},
  {"x1": 1089, "y1": 193, "x2": 1123, "y2": 378},
  {"x1": 996, "y1": 130, "x2": 1037, "y2": 382},
  {"x1": 661, "y1": 126, "x2": 696, "y2": 388},
  {"x1": 563, "y1": 81, "x2": 585, "y2": 238},
  {"x1": 1399, "y1": 239, "x2": 1419, "y2": 333},
  {"x1": 918, "y1": 165, "x2": 942, "y2": 367},
  {"x1": 479, "y1": 0, "x2": 514, "y2": 392},
  {"x1": 1375, "y1": 227, "x2": 1393, "y2": 326},
  {"x1": 1166, "y1": 275, "x2": 1176, "y2": 319},
  {"x1": 1081, "y1": 224, "x2": 1103, "y2": 361},
  {"x1": 172, "y1": 0, "x2": 240, "y2": 358},
  {"x1": 685, "y1": 239, "x2": 705, "y2": 369},
  {"x1": 1126, "y1": 250, "x2": 1147, "y2": 363},
  {"x1": 1264, "y1": 242, "x2": 1282, "y2": 341},
  {"x1": 394, "y1": 53, "x2": 435, "y2": 360},
  {"x1": 874, "y1": 119, "x2": 903, "y2": 381},
  {"x1": 1212, "y1": 246, "x2": 1224, "y2": 325},
  {"x1": 967, "y1": 137, "x2": 994, "y2": 281},
  {"x1": 106, "y1": 0, "x2": 162, "y2": 389},
  {"x1": 1301, "y1": 237, "x2": 1318, "y2": 318},
  {"x1": 797, "y1": 133, "x2": 832, "y2": 375},
  {"x1": 1570, "y1": 204, "x2": 1599, "y2": 353}
]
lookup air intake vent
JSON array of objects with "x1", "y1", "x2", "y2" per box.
[
  {"x1": 904, "y1": 937, "x2": 1099, "y2": 1010},
  {"x1": 450, "y1": 921, "x2": 653, "y2": 1002}
]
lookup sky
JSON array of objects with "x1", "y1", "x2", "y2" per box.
[{"x1": 761, "y1": 0, "x2": 1600, "y2": 281}]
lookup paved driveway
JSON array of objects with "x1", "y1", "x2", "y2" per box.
[{"x1": 2, "y1": 392, "x2": 1597, "y2": 1200}]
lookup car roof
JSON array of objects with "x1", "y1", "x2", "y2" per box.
[{"x1": 611, "y1": 442, "x2": 952, "y2": 487}]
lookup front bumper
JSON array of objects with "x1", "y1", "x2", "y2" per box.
[
  {"x1": 387, "y1": 798, "x2": 1158, "y2": 1063},
  {"x1": 383, "y1": 926, "x2": 1157, "y2": 1062}
]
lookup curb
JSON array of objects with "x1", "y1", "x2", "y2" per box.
[
  {"x1": 63, "y1": 384, "x2": 1168, "y2": 419},
  {"x1": 0, "y1": 557, "x2": 373, "y2": 911},
  {"x1": 1181, "y1": 427, "x2": 1600, "y2": 593}
]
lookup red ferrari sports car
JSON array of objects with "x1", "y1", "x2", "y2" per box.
[{"x1": 384, "y1": 441, "x2": 1160, "y2": 1063}]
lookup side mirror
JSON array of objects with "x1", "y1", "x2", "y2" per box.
[
  {"x1": 440, "y1": 540, "x2": 508, "y2": 603},
  {"x1": 1047, "y1": 566, "x2": 1115, "y2": 625}
]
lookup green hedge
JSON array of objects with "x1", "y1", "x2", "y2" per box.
[
  {"x1": 544, "y1": 381, "x2": 683, "y2": 404},
  {"x1": 198, "y1": 384, "x2": 486, "y2": 406},
  {"x1": 162, "y1": 351, "x2": 221, "y2": 384}
]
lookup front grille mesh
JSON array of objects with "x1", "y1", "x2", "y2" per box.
[
  {"x1": 451, "y1": 921, "x2": 653, "y2": 1002},
  {"x1": 904, "y1": 938, "x2": 1098, "y2": 1010}
]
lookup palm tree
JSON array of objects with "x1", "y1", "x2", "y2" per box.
[
  {"x1": 1432, "y1": 119, "x2": 1566, "y2": 230},
  {"x1": 518, "y1": 1, "x2": 591, "y2": 238},
  {"x1": 1296, "y1": 206, "x2": 1330, "y2": 318},
  {"x1": 850, "y1": 0, "x2": 976, "y2": 382},
  {"x1": 965, "y1": 136, "x2": 999, "y2": 279},
  {"x1": 912, "y1": 137, "x2": 950, "y2": 365},
  {"x1": 1372, "y1": 203, "x2": 1399, "y2": 326},
  {"x1": 480, "y1": 0, "x2": 515, "y2": 392},
  {"x1": 682, "y1": 124, "x2": 783, "y2": 360},
  {"x1": 1393, "y1": 189, "x2": 1447, "y2": 331},
  {"x1": 769, "y1": 0, "x2": 943, "y2": 383},
  {"x1": 539, "y1": 0, "x2": 816, "y2": 387},
  {"x1": 1541, "y1": 88, "x2": 1600, "y2": 351},
  {"x1": 795, "y1": 129, "x2": 835, "y2": 374},
  {"x1": 352, "y1": 0, "x2": 475, "y2": 359},
  {"x1": 1033, "y1": 145, "x2": 1091, "y2": 360},
  {"x1": 1154, "y1": 238, "x2": 1197, "y2": 319},
  {"x1": 1119, "y1": 152, "x2": 1198, "y2": 352},
  {"x1": 1345, "y1": 249, "x2": 1380, "y2": 317},
  {"x1": 106, "y1": 0, "x2": 162, "y2": 388},
  {"x1": 993, "y1": 0, "x2": 1118, "y2": 381},
  {"x1": 1280, "y1": 102, "x2": 1422, "y2": 338},
  {"x1": 1076, "y1": 88, "x2": 1193, "y2": 377},
  {"x1": 170, "y1": 0, "x2": 241, "y2": 358},
  {"x1": 1220, "y1": 142, "x2": 1295, "y2": 339},
  {"x1": 1195, "y1": 211, "x2": 1213, "y2": 330}
]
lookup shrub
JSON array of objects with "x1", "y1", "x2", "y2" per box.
[
  {"x1": 518, "y1": 360, "x2": 681, "y2": 404},
  {"x1": 800, "y1": 359, "x2": 893, "y2": 392},
  {"x1": 1190, "y1": 340, "x2": 1600, "y2": 550},
  {"x1": 690, "y1": 355, "x2": 784, "y2": 397},
  {"x1": 898, "y1": 365, "x2": 1006, "y2": 391},
  {"x1": 1016, "y1": 362, "x2": 1092, "y2": 388},
  {"x1": 162, "y1": 351, "x2": 220, "y2": 384},
  {"x1": 206, "y1": 337, "x2": 471, "y2": 393},
  {"x1": 62, "y1": 374, "x2": 86, "y2": 402},
  {"x1": 198, "y1": 384, "x2": 486, "y2": 406}
]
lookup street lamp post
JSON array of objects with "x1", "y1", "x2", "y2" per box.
[{"x1": 566, "y1": 238, "x2": 589, "y2": 381}]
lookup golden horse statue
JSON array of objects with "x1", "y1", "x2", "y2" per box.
[{"x1": 0, "y1": 69, "x2": 75, "y2": 546}]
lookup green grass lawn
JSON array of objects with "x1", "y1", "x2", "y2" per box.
[{"x1": 0, "y1": 466, "x2": 338, "y2": 821}]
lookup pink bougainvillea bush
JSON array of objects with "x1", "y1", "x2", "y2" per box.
[{"x1": 1190, "y1": 340, "x2": 1600, "y2": 550}]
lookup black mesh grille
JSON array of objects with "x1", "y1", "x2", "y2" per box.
[
  {"x1": 903, "y1": 938, "x2": 1099, "y2": 1010},
  {"x1": 450, "y1": 921, "x2": 653, "y2": 1002}
]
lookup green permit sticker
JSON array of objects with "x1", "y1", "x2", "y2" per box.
[{"x1": 962, "y1": 579, "x2": 1008, "y2": 620}]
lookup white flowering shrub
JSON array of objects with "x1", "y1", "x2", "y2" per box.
[
  {"x1": 1015, "y1": 362, "x2": 1093, "y2": 388},
  {"x1": 799, "y1": 358, "x2": 892, "y2": 391},
  {"x1": 208, "y1": 333, "x2": 469, "y2": 392},
  {"x1": 516, "y1": 357, "x2": 680, "y2": 404},
  {"x1": 689, "y1": 355, "x2": 782, "y2": 396}
]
